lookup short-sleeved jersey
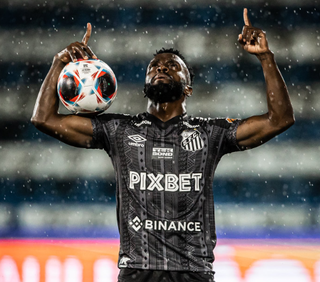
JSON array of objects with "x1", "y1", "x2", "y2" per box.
[{"x1": 91, "y1": 112, "x2": 241, "y2": 272}]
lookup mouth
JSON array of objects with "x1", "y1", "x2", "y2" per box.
[{"x1": 152, "y1": 74, "x2": 171, "y2": 83}]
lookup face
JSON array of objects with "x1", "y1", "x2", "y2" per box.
[{"x1": 144, "y1": 53, "x2": 191, "y2": 103}]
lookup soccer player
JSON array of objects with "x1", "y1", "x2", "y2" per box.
[{"x1": 31, "y1": 8, "x2": 294, "y2": 282}]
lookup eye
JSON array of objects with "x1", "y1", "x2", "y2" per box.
[
  {"x1": 168, "y1": 61, "x2": 179, "y2": 69},
  {"x1": 148, "y1": 62, "x2": 158, "y2": 71}
]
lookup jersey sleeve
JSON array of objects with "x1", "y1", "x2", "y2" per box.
[
  {"x1": 90, "y1": 114, "x2": 113, "y2": 152},
  {"x1": 224, "y1": 118, "x2": 243, "y2": 153},
  {"x1": 90, "y1": 113, "x2": 133, "y2": 154},
  {"x1": 211, "y1": 118, "x2": 243, "y2": 154}
]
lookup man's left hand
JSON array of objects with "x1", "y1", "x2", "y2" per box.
[{"x1": 238, "y1": 8, "x2": 270, "y2": 56}]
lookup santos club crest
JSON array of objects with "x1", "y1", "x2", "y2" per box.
[{"x1": 181, "y1": 129, "x2": 204, "y2": 152}]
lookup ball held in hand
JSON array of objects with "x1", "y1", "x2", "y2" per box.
[{"x1": 57, "y1": 59, "x2": 117, "y2": 114}]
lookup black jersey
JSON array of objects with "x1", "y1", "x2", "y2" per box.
[{"x1": 91, "y1": 112, "x2": 241, "y2": 272}]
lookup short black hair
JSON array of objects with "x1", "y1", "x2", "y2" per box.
[{"x1": 154, "y1": 48, "x2": 195, "y2": 85}]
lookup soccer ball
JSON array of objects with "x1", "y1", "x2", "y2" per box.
[{"x1": 57, "y1": 58, "x2": 117, "y2": 114}]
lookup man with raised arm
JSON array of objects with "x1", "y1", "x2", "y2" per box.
[{"x1": 31, "y1": 8, "x2": 294, "y2": 282}]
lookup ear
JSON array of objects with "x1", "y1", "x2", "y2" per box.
[{"x1": 184, "y1": 85, "x2": 193, "y2": 97}]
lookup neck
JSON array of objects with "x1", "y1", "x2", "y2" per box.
[{"x1": 147, "y1": 96, "x2": 186, "y2": 122}]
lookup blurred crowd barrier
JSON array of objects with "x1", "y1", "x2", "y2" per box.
[{"x1": 0, "y1": 239, "x2": 319, "y2": 282}]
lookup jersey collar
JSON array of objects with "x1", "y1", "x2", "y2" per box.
[{"x1": 144, "y1": 112, "x2": 188, "y2": 129}]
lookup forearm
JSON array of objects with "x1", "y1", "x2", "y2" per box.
[
  {"x1": 31, "y1": 56, "x2": 65, "y2": 129},
  {"x1": 258, "y1": 52, "x2": 295, "y2": 129}
]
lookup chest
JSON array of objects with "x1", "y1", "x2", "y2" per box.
[
  {"x1": 122, "y1": 124, "x2": 208, "y2": 160},
  {"x1": 110, "y1": 122, "x2": 217, "y2": 177}
]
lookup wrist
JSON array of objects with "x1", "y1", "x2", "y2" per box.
[
  {"x1": 52, "y1": 56, "x2": 68, "y2": 74},
  {"x1": 256, "y1": 51, "x2": 274, "y2": 62},
  {"x1": 53, "y1": 55, "x2": 67, "y2": 65}
]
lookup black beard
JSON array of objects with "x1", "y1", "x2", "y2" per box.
[{"x1": 143, "y1": 81, "x2": 185, "y2": 104}]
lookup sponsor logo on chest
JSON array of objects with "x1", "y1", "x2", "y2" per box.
[
  {"x1": 129, "y1": 216, "x2": 202, "y2": 233},
  {"x1": 129, "y1": 171, "x2": 202, "y2": 192},
  {"x1": 152, "y1": 147, "x2": 173, "y2": 159}
]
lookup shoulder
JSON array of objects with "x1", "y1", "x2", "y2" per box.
[
  {"x1": 92, "y1": 112, "x2": 153, "y2": 130},
  {"x1": 94, "y1": 113, "x2": 133, "y2": 123},
  {"x1": 94, "y1": 112, "x2": 150, "y2": 122},
  {"x1": 187, "y1": 116, "x2": 241, "y2": 129},
  {"x1": 91, "y1": 113, "x2": 133, "y2": 125}
]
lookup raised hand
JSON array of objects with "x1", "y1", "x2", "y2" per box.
[
  {"x1": 56, "y1": 23, "x2": 97, "y2": 64},
  {"x1": 238, "y1": 8, "x2": 270, "y2": 56}
]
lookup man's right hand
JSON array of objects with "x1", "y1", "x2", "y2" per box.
[
  {"x1": 55, "y1": 23, "x2": 98, "y2": 64},
  {"x1": 31, "y1": 23, "x2": 97, "y2": 148}
]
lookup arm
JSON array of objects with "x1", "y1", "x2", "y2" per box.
[
  {"x1": 31, "y1": 23, "x2": 98, "y2": 148},
  {"x1": 236, "y1": 8, "x2": 295, "y2": 149}
]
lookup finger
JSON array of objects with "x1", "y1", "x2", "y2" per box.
[
  {"x1": 67, "y1": 49, "x2": 77, "y2": 62},
  {"x1": 84, "y1": 45, "x2": 98, "y2": 59},
  {"x1": 241, "y1": 25, "x2": 248, "y2": 41},
  {"x1": 252, "y1": 29, "x2": 262, "y2": 41},
  {"x1": 242, "y1": 26, "x2": 252, "y2": 42},
  {"x1": 238, "y1": 34, "x2": 245, "y2": 47},
  {"x1": 243, "y1": 8, "x2": 252, "y2": 26},
  {"x1": 71, "y1": 44, "x2": 88, "y2": 61},
  {"x1": 245, "y1": 28, "x2": 252, "y2": 43},
  {"x1": 82, "y1": 23, "x2": 92, "y2": 45},
  {"x1": 249, "y1": 28, "x2": 263, "y2": 43}
]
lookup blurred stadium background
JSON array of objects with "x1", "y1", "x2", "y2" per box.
[{"x1": 0, "y1": 0, "x2": 319, "y2": 281}]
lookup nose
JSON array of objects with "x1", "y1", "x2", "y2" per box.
[{"x1": 157, "y1": 64, "x2": 169, "y2": 73}]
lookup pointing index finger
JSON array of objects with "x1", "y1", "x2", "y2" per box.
[
  {"x1": 243, "y1": 8, "x2": 252, "y2": 26},
  {"x1": 82, "y1": 23, "x2": 92, "y2": 45}
]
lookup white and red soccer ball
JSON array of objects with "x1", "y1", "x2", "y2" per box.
[{"x1": 57, "y1": 59, "x2": 117, "y2": 114}]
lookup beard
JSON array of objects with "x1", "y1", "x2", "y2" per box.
[{"x1": 143, "y1": 80, "x2": 185, "y2": 104}]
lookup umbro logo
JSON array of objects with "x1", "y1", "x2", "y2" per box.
[
  {"x1": 128, "y1": 135, "x2": 146, "y2": 148},
  {"x1": 128, "y1": 135, "x2": 146, "y2": 142}
]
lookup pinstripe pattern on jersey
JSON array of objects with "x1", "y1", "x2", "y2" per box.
[{"x1": 91, "y1": 112, "x2": 241, "y2": 272}]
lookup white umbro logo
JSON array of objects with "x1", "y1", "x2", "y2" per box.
[
  {"x1": 129, "y1": 216, "x2": 143, "y2": 231},
  {"x1": 128, "y1": 135, "x2": 146, "y2": 142},
  {"x1": 128, "y1": 135, "x2": 146, "y2": 148}
]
